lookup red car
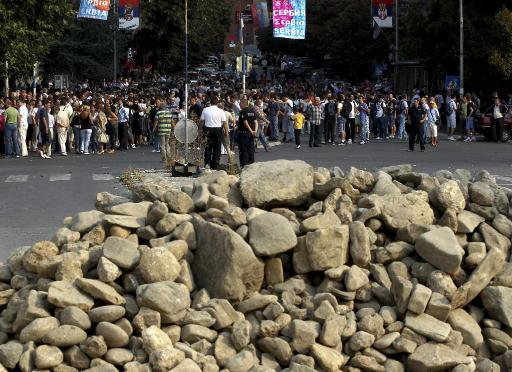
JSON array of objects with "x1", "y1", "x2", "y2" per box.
[{"x1": 476, "y1": 104, "x2": 512, "y2": 141}]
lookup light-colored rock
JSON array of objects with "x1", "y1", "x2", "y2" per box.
[
  {"x1": 408, "y1": 343, "x2": 470, "y2": 372},
  {"x1": 451, "y1": 247, "x2": 505, "y2": 308},
  {"x1": 310, "y1": 343, "x2": 348, "y2": 371},
  {"x1": 138, "y1": 247, "x2": 180, "y2": 283},
  {"x1": 481, "y1": 286, "x2": 512, "y2": 327},
  {"x1": 59, "y1": 306, "x2": 91, "y2": 330},
  {"x1": 102, "y1": 236, "x2": 140, "y2": 269},
  {"x1": 404, "y1": 313, "x2": 451, "y2": 342},
  {"x1": 75, "y1": 278, "x2": 125, "y2": 305},
  {"x1": 53, "y1": 227, "x2": 81, "y2": 246},
  {"x1": 43, "y1": 325, "x2": 88, "y2": 347},
  {"x1": 430, "y1": 180, "x2": 465, "y2": 212},
  {"x1": 136, "y1": 281, "x2": 190, "y2": 323},
  {"x1": 345, "y1": 265, "x2": 369, "y2": 291},
  {"x1": 240, "y1": 160, "x2": 314, "y2": 208},
  {"x1": 303, "y1": 226, "x2": 350, "y2": 272},
  {"x1": 415, "y1": 227, "x2": 464, "y2": 273},
  {"x1": 248, "y1": 212, "x2": 298, "y2": 256},
  {"x1": 34, "y1": 345, "x2": 63, "y2": 369},
  {"x1": 110, "y1": 202, "x2": 152, "y2": 218},
  {"x1": 47, "y1": 281, "x2": 94, "y2": 312},
  {"x1": 349, "y1": 221, "x2": 371, "y2": 267},
  {"x1": 447, "y1": 308, "x2": 483, "y2": 349},
  {"x1": 70, "y1": 210, "x2": 104, "y2": 233},
  {"x1": 95, "y1": 322, "x2": 129, "y2": 348},
  {"x1": 0, "y1": 341, "x2": 23, "y2": 369},
  {"x1": 192, "y1": 218, "x2": 264, "y2": 302}
]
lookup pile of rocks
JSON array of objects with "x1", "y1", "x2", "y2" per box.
[{"x1": 1, "y1": 159, "x2": 512, "y2": 371}]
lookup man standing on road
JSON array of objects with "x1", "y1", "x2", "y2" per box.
[
  {"x1": 375, "y1": 95, "x2": 387, "y2": 140},
  {"x1": 200, "y1": 97, "x2": 226, "y2": 170},
  {"x1": 408, "y1": 98, "x2": 427, "y2": 152},
  {"x1": 37, "y1": 101, "x2": 51, "y2": 159},
  {"x1": 324, "y1": 95, "x2": 337, "y2": 145},
  {"x1": 18, "y1": 99, "x2": 29, "y2": 157},
  {"x1": 117, "y1": 100, "x2": 130, "y2": 150},
  {"x1": 55, "y1": 104, "x2": 70, "y2": 156},
  {"x1": 307, "y1": 97, "x2": 322, "y2": 147},
  {"x1": 486, "y1": 97, "x2": 508, "y2": 142},
  {"x1": 396, "y1": 94, "x2": 408, "y2": 140},
  {"x1": 346, "y1": 94, "x2": 357, "y2": 144},
  {"x1": 267, "y1": 96, "x2": 280, "y2": 141},
  {"x1": 237, "y1": 99, "x2": 258, "y2": 168},
  {"x1": 154, "y1": 101, "x2": 173, "y2": 164},
  {"x1": 446, "y1": 94, "x2": 457, "y2": 141},
  {"x1": 3, "y1": 99, "x2": 21, "y2": 158}
]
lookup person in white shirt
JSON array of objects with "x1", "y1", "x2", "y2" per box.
[
  {"x1": 17, "y1": 100, "x2": 29, "y2": 156},
  {"x1": 347, "y1": 95, "x2": 357, "y2": 144},
  {"x1": 375, "y1": 96, "x2": 387, "y2": 139},
  {"x1": 446, "y1": 95, "x2": 457, "y2": 141},
  {"x1": 200, "y1": 97, "x2": 227, "y2": 170},
  {"x1": 47, "y1": 107, "x2": 55, "y2": 157}
]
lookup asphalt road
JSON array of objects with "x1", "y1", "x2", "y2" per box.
[{"x1": 1, "y1": 136, "x2": 511, "y2": 261}]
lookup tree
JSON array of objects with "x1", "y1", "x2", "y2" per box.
[
  {"x1": 489, "y1": 7, "x2": 512, "y2": 80},
  {"x1": 131, "y1": 0, "x2": 231, "y2": 72},
  {"x1": 0, "y1": 0, "x2": 74, "y2": 76}
]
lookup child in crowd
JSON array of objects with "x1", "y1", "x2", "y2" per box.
[{"x1": 292, "y1": 108, "x2": 305, "y2": 149}]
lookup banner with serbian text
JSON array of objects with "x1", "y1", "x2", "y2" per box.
[
  {"x1": 273, "y1": 0, "x2": 306, "y2": 40},
  {"x1": 253, "y1": 1, "x2": 270, "y2": 31},
  {"x1": 78, "y1": 0, "x2": 110, "y2": 21},
  {"x1": 372, "y1": 0, "x2": 393, "y2": 28},
  {"x1": 119, "y1": 0, "x2": 140, "y2": 30}
]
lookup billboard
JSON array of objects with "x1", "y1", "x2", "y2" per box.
[
  {"x1": 119, "y1": 0, "x2": 140, "y2": 30},
  {"x1": 372, "y1": 0, "x2": 393, "y2": 28},
  {"x1": 78, "y1": 0, "x2": 110, "y2": 21},
  {"x1": 273, "y1": 0, "x2": 306, "y2": 40}
]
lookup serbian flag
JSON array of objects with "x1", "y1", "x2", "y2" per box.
[
  {"x1": 78, "y1": 0, "x2": 110, "y2": 21},
  {"x1": 372, "y1": 0, "x2": 393, "y2": 28},
  {"x1": 119, "y1": 0, "x2": 140, "y2": 30}
]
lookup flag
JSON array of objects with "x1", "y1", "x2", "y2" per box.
[
  {"x1": 254, "y1": 1, "x2": 270, "y2": 30},
  {"x1": 78, "y1": 0, "x2": 110, "y2": 21},
  {"x1": 119, "y1": 0, "x2": 140, "y2": 30},
  {"x1": 372, "y1": 0, "x2": 393, "y2": 28},
  {"x1": 273, "y1": 0, "x2": 306, "y2": 40},
  {"x1": 238, "y1": 13, "x2": 244, "y2": 43}
]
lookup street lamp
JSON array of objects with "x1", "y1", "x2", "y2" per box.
[{"x1": 459, "y1": 0, "x2": 464, "y2": 99}]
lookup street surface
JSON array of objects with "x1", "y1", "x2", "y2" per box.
[{"x1": 1, "y1": 137, "x2": 512, "y2": 260}]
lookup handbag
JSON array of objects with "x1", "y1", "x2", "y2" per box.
[{"x1": 99, "y1": 133, "x2": 109, "y2": 143}]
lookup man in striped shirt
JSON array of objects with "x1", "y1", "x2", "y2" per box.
[{"x1": 153, "y1": 101, "x2": 174, "y2": 163}]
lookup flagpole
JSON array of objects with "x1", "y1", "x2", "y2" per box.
[
  {"x1": 113, "y1": 0, "x2": 117, "y2": 83},
  {"x1": 184, "y1": 0, "x2": 189, "y2": 168},
  {"x1": 241, "y1": 16, "x2": 246, "y2": 94}
]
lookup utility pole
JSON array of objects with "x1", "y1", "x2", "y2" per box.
[
  {"x1": 459, "y1": 0, "x2": 464, "y2": 99},
  {"x1": 184, "y1": 0, "x2": 189, "y2": 166},
  {"x1": 240, "y1": 3, "x2": 246, "y2": 94},
  {"x1": 394, "y1": 0, "x2": 399, "y2": 92},
  {"x1": 33, "y1": 63, "x2": 37, "y2": 97},
  {"x1": 113, "y1": 0, "x2": 118, "y2": 83},
  {"x1": 4, "y1": 61, "x2": 9, "y2": 98}
]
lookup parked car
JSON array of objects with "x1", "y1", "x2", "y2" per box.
[{"x1": 476, "y1": 104, "x2": 512, "y2": 141}]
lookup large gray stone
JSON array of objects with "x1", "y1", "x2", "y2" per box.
[
  {"x1": 75, "y1": 278, "x2": 126, "y2": 305},
  {"x1": 102, "y1": 236, "x2": 140, "y2": 270},
  {"x1": 70, "y1": 210, "x2": 105, "y2": 233},
  {"x1": 430, "y1": 180, "x2": 465, "y2": 213},
  {"x1": 47, "y1": 281, "x2": 94, "y2": 312},
  {"x1": 304, "y1": 226, "x2": 350, "y2": 272},
  {"x1": 481, "y1": 286, "x2": 512, "y2": 327},
  {"x1": 415, "y1": 227, "x2": 464, "y2": 273},
  {"x1": 248, "y1": 212, "x2": 297, "y2": 256},
  {"x1": 447, "y1": 308, "x2": 483, "y2": 350},
  {"x1": 349, "y1": 221, "x2": 371, "y2": 267},
  {"x1": 192, "y1": 218, "x2": 264, "y2": 302},
  {"x1": 404, "y1": 313, "x2": 451, "y2": 342},
  {"x1": 240, "y1": 160, "x2": 314, "y2": 208},
  {"x1": 136, "y1": 282, "x2": 191, "y2": 323},
  {"x1": 110, "y1": 202, "x2": 152, "y2": 218},
  {"x1": 451, "y1": 247, "x2": 505, "y2": 309},
  {"x1": 138, "y1": 247, "x2": 181, "y2": 283},
  {"x1": 408, "y1": 344, "x2": 470, "y2": 372},
  {"x1": 457, "y1": 210, "x2": 485, "y2": 233},
  {"x1": 370, "y1": 191, "x2": 435, "y2": 230}
]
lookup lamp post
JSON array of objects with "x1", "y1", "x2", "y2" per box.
[
  {"x1": 459, "y1": 0, "x2": 464, "y2": 98},
  {"x1": 184, "y1": 0, "x2": 189, "y2": 167}
]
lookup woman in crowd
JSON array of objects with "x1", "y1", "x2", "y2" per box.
[
  {"x1": 79, "y1": 106, "x2": 94, "y2": 154},
  {"x1": 96, "y1": 103, "x2": 109, "y2": 154},
  {"x1": 428, "y1": 100, "x2": 440, "y2": 147}
]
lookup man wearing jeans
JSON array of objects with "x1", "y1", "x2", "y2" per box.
[
  {"x1": 307, "y1": 97, "x2": 322, "y2": 147},
  {"x1": 17, "y1": 99, "x2": 29, "y2": 157},
  {"x1": 396, "y1": 95, "x2": 408, "y2": 140},
  {"x1": 267, "y1": 96, "x2": 280, "y2": 141},
  {"x1": 118, "y1": 100, "x2": 130, "y2": 150},
  {"x1": 3, "y1": 100, "x2": 20, "y2": 158}
]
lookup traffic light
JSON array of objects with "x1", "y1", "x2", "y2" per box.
[{"x1": 236, "y1": 56, "x2": 243, "y2": 72}]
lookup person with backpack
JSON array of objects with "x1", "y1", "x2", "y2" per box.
[
  {"x1": 464, "y1": 94, "x2": 477, "y2": 142},
  {"x1": 375, "y1": 95, "x2": 387, "y2": 140},
  {"x1": 446, "y1": 94, "x2": 457, "y2": 141},
  {"x1": 324, "y1": 95, "x2": 337, "y2": 145},
  {"x1": 396, "y1": 94, "x2": 408, "y2": 140}
]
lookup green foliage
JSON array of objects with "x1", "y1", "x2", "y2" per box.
[
  {"x1": 489, "y1": 8, "x2": 512, "y2": 79},
  {"x1": 0, "y1": 0, "x2": 74, "y2": 76},
  {"x1": 132, "y1": 0, "x2": 231, "y2": 72}
]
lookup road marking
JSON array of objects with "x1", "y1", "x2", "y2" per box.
[
  {"x1": 49, "y1": 174, "x2": 72, "y2": 182},
  {"x1": 5, "y1": 175, "x2": 29, "y2": 183},
  {"x1": 92, "y1": 173, "x2": 114, "y2": 181},
  {"x1": 495, "y1": 176, "x2": 512, "y2": 183}
]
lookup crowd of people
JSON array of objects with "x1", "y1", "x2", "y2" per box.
[{"x1": 0, "y1": 75, "x2": 510, "y2": 169}]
